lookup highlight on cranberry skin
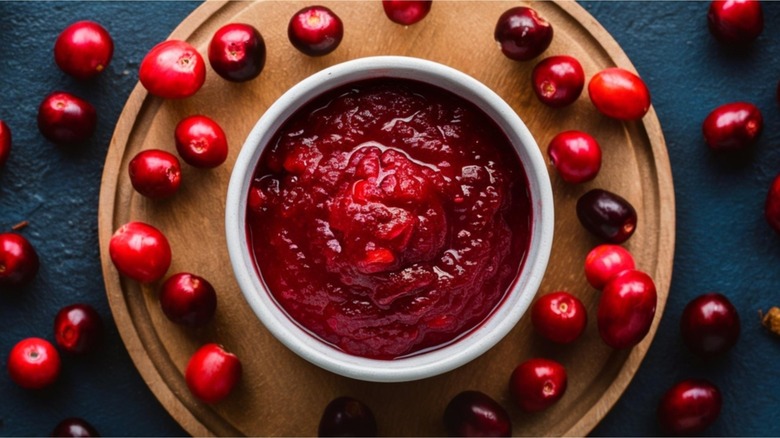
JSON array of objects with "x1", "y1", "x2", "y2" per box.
[
  {"x1": 185, "y1": 343, "x2": 242, "y2": 404},
  {"x1": 174, "y1": 115, "x2": 229, "y2": 168},
  {"x1": 382, "y1": 0, "x2": 432, "y2": 25},
  {"x1": 288, "y1": 6, "x2": 344, "y2": 57},
  {"x1": 208, "y1": 23, "x2": 266, "y2": 82},
  {"x1": 657, "y1": 379, "x2": 722, "y2": 436},
  {"x1": 509, "y1": 358, "x2": 568, "y2": 412},
  {"x1": 707, "y1": 0, "x2": 763, "y2": 45},
  {"x1": 588, "y1": 67, "x2": 651, "y2": 121},
  {"x1": 7, "y1": 337, "x2": 61, "y2": 390},
  {"x1": 108, "y1": 221, "x2": 172, "y2": 283},
  {"x1": 532, "y1": 55, "x2": 585, "y2": 108},
  {"x1": 51, "y1": 418, "x2": 100, "y2": 438},
  {"x1": 139, "y1": 40, "x2": 206, "y2": 99},
  {"x1": 765, "y1": 174, "x2": 780, "y2": 235},
  {"x1": 37, "y1": 91, "x2": 97, "y2": 147},
  {"x1": 702, "y1": 102, "x2": 763, "y2": 152},
  {"x1": 54, "y1": 20, "x2": 114, "y2": 80}
]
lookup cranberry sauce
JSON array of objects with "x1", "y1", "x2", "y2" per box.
[{"x1": 246, "y1": 78, "x2": 532, "y2": 359}]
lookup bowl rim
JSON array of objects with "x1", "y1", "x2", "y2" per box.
[{"x1": 225, "y1": 55, "x2": 554, "y2": 383}]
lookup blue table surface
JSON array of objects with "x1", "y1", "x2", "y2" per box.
[{"x1": 1, "y1": 1, "x2": 779, "y2": 436}]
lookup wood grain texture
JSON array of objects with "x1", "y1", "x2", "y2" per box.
[{"x1": 97, "y1": 1, "x2": 675, "y2": 436}]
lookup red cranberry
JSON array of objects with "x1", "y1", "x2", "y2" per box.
[
  {"x1": 288, "y1": 6, "x2": 344, "y2": 57},
  {"x1": 680, "y1": 293, "x2": 740, "y2": 356},
  {"x1": 598, "y1": 269, "x2": 657, "y2": 349},
  {"x1": 54, "y1": 303, "x2": 103, "y2": 354},
  {"x1": 318, "y1": 396, "x2": 378, "y2": 437},
  {"x1": 707, "y1": 0, "x2": 763, "y2": 45},
  {"x1": 657, "y1": 379, "x2": 722, "y2": 435},
  {"x1": 0, "y1": 120, "x2": 12, "y2": 168},
  {"x1": 547, "y1": 130, "x2": 601, "y2": 184},
  {"x1": 7, "y1": 337, "x2": 61, "y2": 389},
  {"x1": 382, "y1": 0, "x2": 432, "y2": 25},
  {"x1": 108, "y1": 221, "x2": 171, "y2": 283},
  {"x1": 584, "y1": 244, "x2": 636, "y2": 290},
  {"x1": 509, "y1": 358, "x2": 567, "y2": 412},
  {"x1": 702, "y1": 102, "x2": 762, "y2": 152},
  {"x1": 139, "y1": 40, "x2": 206, "y2": 99},
  {"x1": 0, "y1": 232, "x2": 40, "y2": 290},
  {"x1": 174, "y1": 115, "x2": 228, "y2": 168},
  {"x1": 588, "y1": 68, "x2": 651, "y2": 121},
  {"x1": 185, "y1": 343, "x2": 242, "y2": 403},
  {"x1": 531, "y1": 291, "x2": 587, "y2": 344},
  {"x1": 765, "y1": 174, "x2": 780, "y2": 234},
  {"x1": 443, "y1": 390, "x2": 511, "y2": 437},
  {"x1": 576, "y1": 189, "x2": 637, "y2": 244},
  {"x1": 54, "y1": 20, "x2": 113, "y2": 80},
  {"x1": 208, "y1": 23, "x2": 266, "y2": 82},
  {"x1": 532, "y1": 55, "x2": 584, "y2": 108},
  {"x1": 51, "y1": 417, "x2": 100, "y2": 437},
  {"x1": 494, "y1": 7, "x2": 553, "y2": 62},
  {"x1": 128, "y1": 149, "x2": 182, "y2": 199},
  {"x1": 159, "y1": 272, "x2": 217, "y2": 327},
  {"x1": 37, "y1": 91, "x2": 97, "y2": 147}
]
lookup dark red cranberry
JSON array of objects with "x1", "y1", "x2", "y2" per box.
[
  {"x1": 680, "y1": 293, "x2": 740, "y2": 356},
  {"x1": 54, "y1": 20, "x2": 113, "y2": 80},
  {"x1": 509, "y1": 358, "x2": 567, "y2": 412},
  {"x1": 765, "y1": 174, "x2": 780, "y2": 234},
  {"x1": 707, "y1": 0, "x2": 763, "y2": 45},
  {"x1": 531, "y1": 291, "x2": 587, "y2": 344},
  {"x1": 588, "y1": 68, "x2": 651, "y2": 121},
  {"x1": 0, "y1": 120, "x2": 11, "y2": 168},
  {"x1": 576, "y1": 189, "x2": 637, "y2": 244},
  {"x1": 382, "y1": 0, "x2": 432, "y2": 25},
  {"x1": 532, "y1": 55, "x2": 584, "y2": 108},
  {"x1": 37, "y1": 91, "x2": 97, "y2": 147},
  {"x1": 494, "y1": 6, "x2": 553, "y2": 62},
  {"x1": 547, "y1": 130, "x2": 601, "y2": 184},
  {"x1": 108, "y1": 221, "x2": 171, "y2": 283},
  {"x1": 208, "y1": 23, "x2": 266, "y2": 82},
  {"x1": 128, "y1": 149, "x2": 182, "y2": 199},
  {"x1": 584, "y1": 244, "x2": 635, "y2": 290},
  {"x1": 174, "y1": 115, "x2": 228, "y2": 168},
  {"x1": 159, "y1": 273, "x2": 217, "y2": 327},
  {"x1": 54, "y1": 303, "x2": 103, "y2": 354},
  {"x1": 443, "y1": 390, "x2": 511, "y2": 437},
  {"x1": 318, "y1": 396, "x2": 378, "y2": 437},
  {"x1": 657, "y1": 379, "x2": 722, "y2": 435},
  {"x1": 702, "y1": 102, "x2": 762, "y2": 152},
  {"x1": 288, "y1": 6, "x2": 344, "y2": 57},
  {"x1": 51, "y1": 417, "x2": 100, "y2": 437},
  {"x1": 598, "y1": 269, "x2": 657, "y2": 349},
  {"x1": 0, "y1": 232, "x2": 40, "y2": 290}
]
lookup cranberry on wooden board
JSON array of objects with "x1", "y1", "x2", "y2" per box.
[
  {"x1": 108, "y1": 221, "x2": 171, "y2": 283},
  {"x1": 584, "y1": 244, "x2": 636, "y2": 290},
  {"x1": 128, "y1": 149, "x2": 182, "y2": 199},
  {"x1": 657, "y1": 379, "x2": 722, "y2": 435},
  {"x1": 288, "y1": 6, "x2": 344, "y2": 57},
  {"x1": 680, "y1": 293, "x2": 740, "y2": 356},
  {"x1": 159, "y1": 273, "x2": 217, "y2": 327},
  {"x1": 765, "y1": 174, "x2": 780, "y2": 234},
  {"x1": 531, "y1": 291, "x2": 587, "y2": 344},
  {"x1": 174, "y1": 115, "x2": 228, "y2": 168},
  {"x1": 382, "y1": 0, "x2": 432, "y2": 25},
  {"x1": 588, "y1": 67, "x2": 651, "y2": 121},
  {"x1": 576, "y1": 189, "x2": 637, "y2": 244},
  {"x1": 532, "y1": 55, "x2": 585, "y2": 108},
  {"x1": 208, "y1": 23, "x2": 266, "y2": 82},
  {"x1": 51, "y1": 417, "x2": 100, "y2": 437},
  {"x1": 547, "y1": 130, "x2": 601, "y2": 184},
  {"x1": 707, "y1": 0, "x2": 763, "y2": 45},
  {"x1": 494, "y1": 6, "x2": 553, "y2": 62},
  {"x1": 139, "y1": 40, "x2": 206, "y2": 99},
  {"x1": 443, "y1": 391, "x2": 511, "y2": 437},
  {"x1": 37, "y1": 91, "x2": 97, "y2": 147},
  {"x1": 509, "y1": 358, "x2": 568, "y2": 412},
  {"x1": 54, "y1": 303, "x2": 103, "y2": 354},
  {"x1": 318, "y1": 396, "x2": 378, "y2": 437},
  {"x1": 54, "y1": 20, "x2": 114, "y2": 80},
  {"x1": 597, "y1": 269, "x2": 657, "y2": 349},
  {"x1": 185, "y1": 343, "x2": 242, "y2": 403},
  {"x1": 7, "y1": 337, "x2": 61, "y2": 389},
  {"x1": 702, "y1": 102, "x2": 762, "y2": 152},
  {"x1": 0, "y1": 232, "x2": 40, "y2": 290},
  {"x1": 0, "y1": 120, "x2": 12, "y2": 168}
]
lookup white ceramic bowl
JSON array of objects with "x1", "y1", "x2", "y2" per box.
[{"x1": 226, "y1": 56, "x2": 554, "y2": 383}]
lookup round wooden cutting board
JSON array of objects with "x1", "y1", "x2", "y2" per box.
[{"x1": 98, "y1": 1, "x2": 674, "y2": 436}]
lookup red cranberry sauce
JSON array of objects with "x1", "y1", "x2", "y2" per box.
[{"x1": 246, "y1": 79, "x2": 532, "y2": 359}]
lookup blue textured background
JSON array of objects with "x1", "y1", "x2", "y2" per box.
[{"x1": 1, "y1": 1, "x2": 779, "y2": 436}]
